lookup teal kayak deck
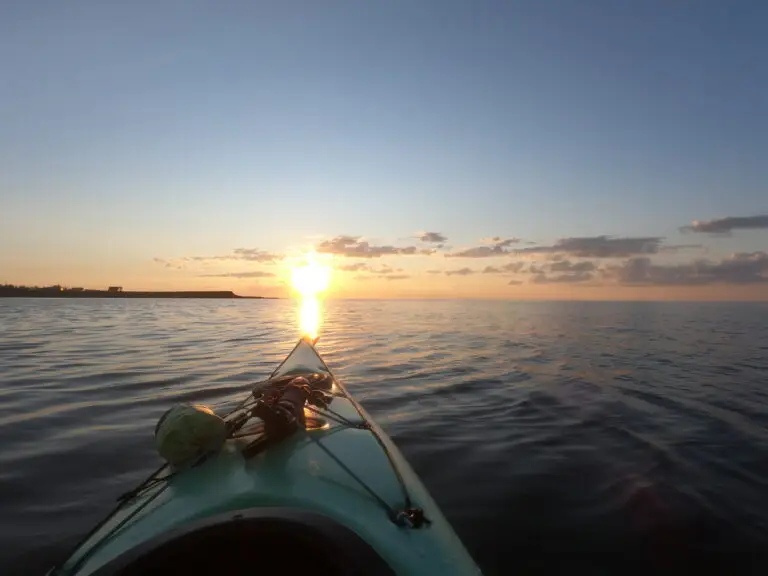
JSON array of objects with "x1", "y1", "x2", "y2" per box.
[{"x1": 55, "y1": 342, "x2": 480, "y2": 575}]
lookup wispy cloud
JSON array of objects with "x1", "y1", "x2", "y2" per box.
[
  {"x1": 446, "y1": 237, "x2": 520, "y2": 258},
  {"x1": 154, "y1": 248, "x2": 282, "y2": 268},
  {"x1": 350, "y1": 264, "x2": 407, "y2": 280},
  {"x1": 603, "y1": 252, "x2": 768, "y2": 285},
  {"x1": 231, "y1": 248, "x2": 282, "y2": 262},
  {"x1": 153, "y1": 257, "x2": 184, "y2": 270},
  {"x1": 516, "y1": 236, "x2": 662, "y2": 258},
  {"x1": 188, "y1": 249, "x2": 280, "y2": 263},
  {"x1": 481, "y1": 262, "x2": 525, "y2": 274},
  {"x1": 337, "y1": 262, "x2": 370, "y2": 272},
  {"x1": 199, "y1": 271, "x2": 276, "y2": 278},
  {"x1": 372, "y1": 265, "x2": 403, "y2": 275},
  {"x1": 508, "y1": 279, "x2": 524, "y2": 285},
  {"x1": 659, "y1": 244, "x2": 703, "y2": 252},
  {"x1": 532, "y1": 271, "x2": 594, "y2": 284},
  {"x1": 681, "y1": 215, "x2": 768, "y2": 234},
  {"x1": 445, "y1": 267, "x2": 475, "y2": 276},
  {"x1": 184, "y1": 256, "x2": 231, "y2": 262},
  {"x1": 418, "y1": 231, "x2": 447, "y2": 243},
  {"x1": 317, "y1": 236, "x2": 434, "y2": 258},
  {"x1": 518, "y1": 259, "x2": 598, "y2": 283},
  {"x1": 549, "y1": 260, "x2": 596, "y2": 273}
]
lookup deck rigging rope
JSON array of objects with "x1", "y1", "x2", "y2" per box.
[{"x1": 52, "y1": 365, "x2": 429, "y2": 575}]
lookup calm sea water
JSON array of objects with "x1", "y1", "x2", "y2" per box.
[{"x1": 1, "y1": 299, "x2": 768, "y2": 574}]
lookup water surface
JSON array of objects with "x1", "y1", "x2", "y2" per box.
[{"x1": 2, "y1": 299, "x2": 768, "y2": 574}]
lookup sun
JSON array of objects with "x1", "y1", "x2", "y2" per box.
[
  {"x1": 290, "y1": 253, "x2": 332, "y2": 341},
  {"x1": 291, "y1": 255, "x2": 331, "y2": 297}
]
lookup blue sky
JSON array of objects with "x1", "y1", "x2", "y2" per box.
[{"x1": 1, "y1": 1, "x2": 767, "y2": 298}]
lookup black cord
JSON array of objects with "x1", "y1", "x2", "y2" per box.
[
  {"x1": 307, "y1": 434, "x2": 399, "y2": 521},
  {"x1": 364, "y1": 422, "x2": 413, "y2": 510},
  {"x1": 330, "y1": 386, "x2": 419, "y2": 517},
  {"x1": 304, "y1": 391, "x2": 430, "y2": 528},
  {"x1": 304, "y1": 403, "x2": 365, "y2": 429},
  {"x1": 299, "y1": 342, "x2": 424, "y2": 523}
]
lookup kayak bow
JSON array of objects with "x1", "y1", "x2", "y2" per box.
[{"x1": 51, "y1": 338, "x2": 481, "y2": 575}]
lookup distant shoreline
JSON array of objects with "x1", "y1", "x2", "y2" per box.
[{"x1": 0, "y1": 286, "x2": 276, "y2": 299}]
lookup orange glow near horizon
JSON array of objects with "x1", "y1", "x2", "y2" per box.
[{"x1": 290, "y1": 253, "x2": 332, "y2": 340}]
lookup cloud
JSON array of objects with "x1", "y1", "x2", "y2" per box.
[
  {"x1": 351, "y1": 265, "x2": 407, "y2": 281},
  {"x1": 659, "y1": 244, "x2": 703, "y2": 253},
  {"x1": 481, "y1": 236, "x2": 519, "y2": 246},
  {"x1": 372, "y1": 265, "x2": 403, "y2": 274},
  {"x1": 426, "y1": 270, "x2": 442, "y2": 275},
  {"x1": 482, "y1": 262, "x2": 525, "y2": 274},
  {"x1": 603, "y1": 252, "x2": 768, "y2": 285},
  {"x1": 152, "y1": 257, "x2": 185, "y2": 270},
  {"x1": 231, "y1": 248, "x2": 281, "y2": 262},
  {"x1": 446, "y1": 237, "x2": 520, "y2": 258},
  {"x1": 532, "y1": 271, "x2": 594, "y2": 284},
  {"x1": 682, "y1": 215, "x2": 768, "y2": 234},
  {"x1": 186, "y1": 250, "x2": 281, "y2": 263},
  {"x1": 317, "y1": 236, "x2": 433, "y2": 258},
  {"x1": 418, "y1": 232, "x2": 447, "y2": 243},
  {"x1": 199, "y1": 271, "x2": 276, "y2": 279},
  {"x1": 549, "y1": 260, "x2": 596, "y2": 273},
  {"x1": 516, "y1": 236, "x2": 662, "y2": 258},
  {"x1": 338, "y1": 263, "x2": 369, "y2": 272},
  {"x1": 445, "y1": 267, "x2": 475, "y2": 276},
  {"x1": 508, "y1": 279, "x2": 524, "y2": 285},
  {"x1": 513, "y1": 259, "x2": 598, "y2": 282},
  {"x1": 154, "y1": 248, "x2": 282, "y2": 268},
  {"x1": 447, "y1": 247, "x2": 502, "y2": 258},
  {"x1": 489, "y1": 237, "x2": 519, "y2": 248},
  {"x1": 185, "y1": 255, "x2": 230, "y2": 262}
]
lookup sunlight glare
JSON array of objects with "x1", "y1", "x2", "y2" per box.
[
  {"x1": 298, "y1": 297, "x2": 321, "y2": 341},
  {"x1": 291, "y1": 258, "x2": 331, "y2": 296},
  {"x1": 290, "y1": 253, "x2": 331, "y2": 341}
]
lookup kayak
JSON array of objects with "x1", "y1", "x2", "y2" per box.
[{"x1": 50, "y1": 338, "x2": 481, "y2": 575}]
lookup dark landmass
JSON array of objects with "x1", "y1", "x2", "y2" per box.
[{"x1": 0, "y1": 284, "x2": 274, "y2": 299}]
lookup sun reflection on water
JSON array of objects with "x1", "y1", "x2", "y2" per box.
[{"x1": 290, "y1": 253, "x2": 331, "y2": 341}]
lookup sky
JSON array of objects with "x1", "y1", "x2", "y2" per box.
[{"x1": 1, "y1": 0, "x2": 767, "y2": 300}]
